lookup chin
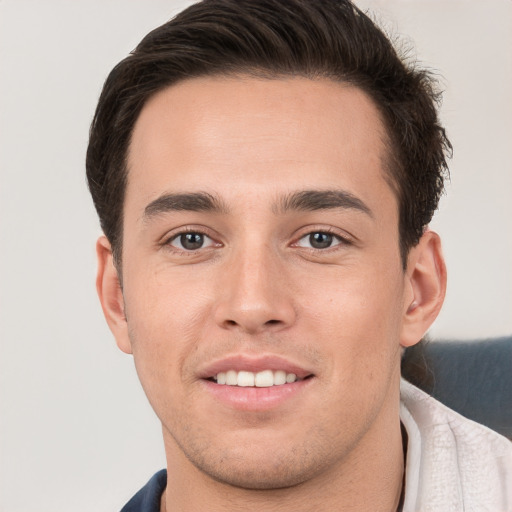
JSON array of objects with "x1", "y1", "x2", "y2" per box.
[
  {"x1": 175, "y1": 428, "x2": 338, "y2": 491},
  {"x1": 195, "y1": 455, "x2": 323, "y2": 490}
]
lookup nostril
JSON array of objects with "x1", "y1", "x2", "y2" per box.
[{"x1": 216, "y1": 304, "x2": 295, "y2": 333}]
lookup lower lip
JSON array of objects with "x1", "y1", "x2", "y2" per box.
[{"x1": 201, "y1": 378, "x2": 314, "y2": 411}]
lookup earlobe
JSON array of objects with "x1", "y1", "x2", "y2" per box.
[
  {"x1": 400, "y1": 230, "x2": 447, "y2": 348},
  {"x1": 96, "y1": 236, "x2": 132, "y2": 354}
]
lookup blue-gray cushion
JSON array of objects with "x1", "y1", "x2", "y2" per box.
[{"x1": 402, "y1": 336, "x2": 512, "y2": 439}]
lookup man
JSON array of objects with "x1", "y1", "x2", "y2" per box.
[{"x1": 86, "y1": 0, "x2": 512, "y2": 510}]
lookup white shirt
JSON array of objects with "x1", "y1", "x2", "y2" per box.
[{"x1": 400, "y1": 379, "x2": 512, "y2": 512}]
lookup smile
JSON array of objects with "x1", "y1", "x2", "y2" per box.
[
  {"x1": 211, "y1": 369, "x2": 307, "y2": 387},
  {"x1": 199, "y1": 354, "x2": 315, "y2": 410}
]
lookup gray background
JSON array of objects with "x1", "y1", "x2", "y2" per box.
[{"x1": 1, "y1": 0, "x2": 511, "y2": 510}]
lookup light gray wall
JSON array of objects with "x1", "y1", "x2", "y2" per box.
[{"x1": 0, "y1": 1, "x2": 510, "y2": 510}]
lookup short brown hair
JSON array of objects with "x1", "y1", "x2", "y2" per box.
[{"x1": 86, "y1": 0, "x2": 451, "y2": 266}]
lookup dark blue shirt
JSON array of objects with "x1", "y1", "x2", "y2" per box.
[{"x1": 121, "y1": 470, "x2": 167, "y2": 512}]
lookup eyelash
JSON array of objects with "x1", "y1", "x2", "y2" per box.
[
  {"x1": 162, "y1": 227, "x2": 220, "y2": 254},
  {"x1": 161, "y1": 227, "x2": 353, "y2": 254},
  {"x1": 292, "y1": 228, "x2": 353, "y2": 251}
]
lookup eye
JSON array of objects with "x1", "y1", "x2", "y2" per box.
[
  {"x1": 168, "y1": 232, "x2": 215, "y2": 251},
  {"x1": 295, "y1": 231, "x2": 345, "y2": 250}
]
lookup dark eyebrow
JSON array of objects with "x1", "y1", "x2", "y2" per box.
[
  {"x1": 143, "y1": 192, "x2": 229, "y2": 220},
  {"x1": 275, "y1": 189, "x2": 373, "y2": 217}
]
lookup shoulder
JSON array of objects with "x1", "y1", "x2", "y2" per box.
[
  {"x1": 120, "y1": 470, "x2": 167, "y2": 512},
  {"x1": 400, "y1": 379, "x2": 512, "y2": 512}
]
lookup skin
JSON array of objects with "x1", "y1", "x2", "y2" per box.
[{"x1": 97, "y1": 76, "x2": 446, "y2": 511}]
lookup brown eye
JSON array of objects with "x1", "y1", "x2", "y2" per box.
[
  {"x1": 309, "y1": 232, "x2": 333, "y2": 249},
  {"x1": 295, "y1": 231, "x2": 345, "y2": 250},
  {"x1": 169, "y1": 232, "x2": 214, "y2": 250}
]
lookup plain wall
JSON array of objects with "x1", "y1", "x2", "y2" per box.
[{"x1": 1, "y1": 1, "x2": 510, "y2": 510}]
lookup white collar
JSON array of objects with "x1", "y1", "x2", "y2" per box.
[{"x1": 399, "y1": 378, "x2": 512, "y2": 511}]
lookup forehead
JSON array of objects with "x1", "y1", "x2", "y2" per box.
[{"x1": 126, "y1": 76, "x2": 394, "y2": 215}]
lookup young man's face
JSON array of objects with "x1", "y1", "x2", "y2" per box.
[{"x1": 100, "y1": 76, "x2": 430, "y2": 488}]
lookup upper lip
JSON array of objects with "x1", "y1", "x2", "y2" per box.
[{"x1": 197, "y1": 354, "x2": 314, "y2": 380}]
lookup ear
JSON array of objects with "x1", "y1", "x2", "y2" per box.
[
  {"x1": 400, "y1": 230, "x2": 447, "y2": 348},
  {"x1": 96, "y1": 236, "x2": 132, "y2": 354}
]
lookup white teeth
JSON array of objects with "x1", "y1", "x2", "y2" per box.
[
  {"x1": 225, "y1": 370, "x2": 237, "y2": 385},
  {"x1": 254, "y1": 370, "x2": 273, "y2": 387},
  {"x1": 237, "y1": 371, "x2": 255, "y2": 387},
  {"x1": 274, "y1": 370, "x2": 286, "y2": 386},
  {"x1": 213, "y1": 370, "x2": 301, "y2": 387},
  {"x1": 286, "y1": 372, "x2": 297, "y2": 383}
]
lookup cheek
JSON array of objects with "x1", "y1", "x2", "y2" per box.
[
  {"x1": 300, "y1": 260, "x2": 405, "y2": 369},
  {"x1": 122, "y1": 267, "x2": 213, "y2": 397},
  {"x1": 125, "y1": 261, "x2": 212, "y2": 336}
]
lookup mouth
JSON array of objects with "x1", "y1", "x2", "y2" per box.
[
  {"x1": 207, "y1": 369, "x2": 313, "y2": 387},
  {"x1": 198, "y1": 355, "x2": 316, "y2": 411}
]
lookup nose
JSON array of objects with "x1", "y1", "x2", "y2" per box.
[{"x1": 214, "y1": 244, "x2": 296, "y2": 334}]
